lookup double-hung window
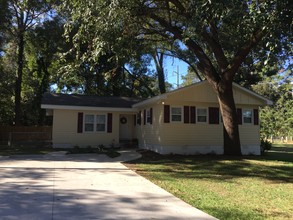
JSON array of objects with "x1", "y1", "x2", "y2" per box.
[
  {"x1": 96, "y1": 115, "x2": 106, "y2": 131},
  {"x1": 84, "y1": 115, "x2": 95, "y2": 132},
  {"x1": 243, "y1": 109, "x2": 252, "y2": 124},
  {"x1": 171, "y1": 107, "x2": 182, "y2": 122},
  {"x1": 84, "y1": 114, "x2": 106, "y2": 132},
  {"x1": 197, "y1": 108, "x2": 207, "y2": 123},
  {"x1": 146, "y1": 109, "x2": 151, "y2": 124}
]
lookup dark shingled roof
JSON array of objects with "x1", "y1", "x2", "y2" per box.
[{"x1": 41, "y1": 93, "x2": 143, "y2": 108}]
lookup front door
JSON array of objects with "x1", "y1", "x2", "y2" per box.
[{"x1": 119, "y1": 114, "x2": 134, "y2": 141}]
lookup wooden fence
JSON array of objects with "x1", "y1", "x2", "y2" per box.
[{"x1": 0, "y1": 126, "x2": 52, "y2": 147}]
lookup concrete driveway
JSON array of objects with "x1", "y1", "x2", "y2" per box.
[{"x1": 0, "y1": 151, "x2": 216, "y2": 220}]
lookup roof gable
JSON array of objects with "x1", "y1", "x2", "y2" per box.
[{"x1": 133, "y1": 81, "x2": 272, "y2": 107}]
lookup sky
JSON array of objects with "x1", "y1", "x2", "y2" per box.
[
  {"x1": 161, "y1": 57, "x2": 188, "y2": 89},
  {"x1": 164, "y1": 57, "x2": 188, "y2": 88}
]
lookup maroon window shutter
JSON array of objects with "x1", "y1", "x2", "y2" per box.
[
  {"x1": 107, "y1": 113, "x2": 112, "y2": 133},
  {"x1": 164, "y1": 105, "x2": 170, "y2": 123},
  {"x1": 77, "y1": 112, "x2": 83, "y2": 133},
  {"x1": 209, "y1": 107, "x2": 219, "y2": 124},
  {"x1": 190, "y1": 106, "x2": 196, "y2": 124},
  {"x1": 150, "y1": 108, "x2": 153, "y2": 124},
  {"x1": 143, "y1": 109, "x2": 146, "y2": 125},
  {"x1": 237, "y1": 108, "x2": 242, "y2": 125},
  {"x1": 254, "y1": 109, "x2": 259, "y2": 125},
  {"x1": 184, "y1": 106, "x2": 190, "y2": 123}
]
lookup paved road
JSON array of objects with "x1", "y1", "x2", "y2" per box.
[{"x1": 0, "y1": 151, "x2": 217, "y2": 220}]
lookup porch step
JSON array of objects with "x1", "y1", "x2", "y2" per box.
[{"x1": 119, "y1": 139, "x2": 138, "y2": 148}]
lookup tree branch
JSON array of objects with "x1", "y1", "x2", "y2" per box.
[
  {"x1": 225, "y1": 29, "x2": 265, "y2": 81},
  {"x1": 201, "y1": 23, "x2": 229, "y2": 72},
  {"x1": 168, "y1": 0, "x2": 186, "y2": 13},
  {"x1": 148, "y1": 12, "x2": 220, "y2": 83}
]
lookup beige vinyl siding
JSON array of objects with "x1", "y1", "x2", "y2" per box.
[
  {"x1": 159, "y1": 102, "x2": 223, "y2": 147},
  {"x1": 135, "y1": 104, "x2": 161, "y2": 147},
  {"x1": 161, "y1": 123, "x2": 223, "y2": 146},
  {"x1": 52, "y1": 109, "x2": 119, "y2": 147},
  {"x1": 137, "y1": 95, "x2": 260, "y2": 151},
  {"x1": 136, "y1": 102, "x2": 224, "y2": 148},
  {"x1": 167, "y1": 82, "x2": 267, "y2": 106}
]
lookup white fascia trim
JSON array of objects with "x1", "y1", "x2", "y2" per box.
[
  {"x1": 41, "y1": 104, "x2": 138, "y2": 112},
  {"x1": 233, "y1": 83, "x2": 273, "y2": 105},
  {"x1": 132, "y1": 94, "x2": 168, "y2": 108}
]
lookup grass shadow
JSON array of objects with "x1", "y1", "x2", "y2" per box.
[{"x1": 126, "y1": 147, "x2": 293, "y2": 183}]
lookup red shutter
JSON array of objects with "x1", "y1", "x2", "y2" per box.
[
  {"x1": 190, "y1": 106, "x2": 196, "y2": 124},
  {"x1": 237, "y1": 108, "x2": 242, "y2": 125},
  {"x1": 77, "y1": 112, "x2": 83, "y2": 133},
  {"x1": 209, "y1": 107, "x2": 219, "y2": 124},
  {"x1": 164, "y1": 105, "x2": 170, "y2": 123},
  {"x1": 107, "y1": 113, "x2": 112, "y2": 133},
  {"x1": 254, "y1": 109, "x2": 259, "y2": 125},
  {"x1": 184, "y1": 106, "x2": 190, "y2": 123},
  {"x1": 143, "y1": 109, "x2": 146, "y2": 125},
  {"x1": 150, "y1": 108, "x2": 153, "y2": 124}
]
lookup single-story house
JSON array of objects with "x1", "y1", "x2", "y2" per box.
[{"x1": 41, "y1": 81, "x2": 272, "y2": 155}]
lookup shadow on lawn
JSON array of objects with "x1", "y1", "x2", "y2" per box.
[{"x1": 126, "y1": 147, "x2": 293, "y2": 183}]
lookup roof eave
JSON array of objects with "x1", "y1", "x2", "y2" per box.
[
  {"x1": 232, "y1": 83, "x2": 273, "y2": 106},
  {"x1": 41, "y1": 104, "x2": 138, "y2": 112},
  {"x1": 132, "y1": 94, "x2": 168, "y2": 108}
]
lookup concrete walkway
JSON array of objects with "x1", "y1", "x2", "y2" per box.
[{"x1": 0, "y1": 150, "x2": 217, "y2": 220}]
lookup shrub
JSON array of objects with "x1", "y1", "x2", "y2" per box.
[{"x1": 260, "y1": 139, "x2": 272, "y2": 155}]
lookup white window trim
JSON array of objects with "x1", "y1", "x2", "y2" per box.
[
  {"x1": 196, "y1": 107, "x2": 208, "y2": 124},
  {"x1": 170, "y1": 106, "x2": 183, "y2": 123},
  {"x1": 242, "y1": 109, "x2": 253, "y2": 124},
  {"x1": 84, "y1": 113, "x2": 107, "y2": 133}
]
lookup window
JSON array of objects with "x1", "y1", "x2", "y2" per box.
[
  {"x1": 85, "y1": 115, "x2": 94, "y2": 132},
  {"x1": 84, "y1": 114, "x2": 106, "y2": 132},
  {"x1": 243, "y1": 109, "x2": 252, "y2": 124},
  {"x1": 146, "y1": 109, "x2": 151, "y2": 124},
  {"x1": 171, "y1": 107, "x2": 182, "y2": 122},
  {"x1": 197, "y1": 108, "x2": 207, "y2": 123},
  {"x1": 96, "y1": 115, "x2": 106, "y2": 131}
]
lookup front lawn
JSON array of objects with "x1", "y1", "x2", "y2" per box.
[{"x1": 124, "y1": 145, "x2": 293, "y2": 220}]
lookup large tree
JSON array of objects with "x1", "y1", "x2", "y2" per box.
[
  {"x1": 5, "y1": 0, "x2": 53, "y2": 125},
  {"x1": 61, "y1": 0, "x2": 291, "y2": 155}
]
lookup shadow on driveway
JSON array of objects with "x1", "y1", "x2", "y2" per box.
[{"x1": 0, "y1": 153, "x2": 216, "y2": 220}]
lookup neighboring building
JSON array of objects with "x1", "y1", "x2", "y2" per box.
[{"x1": 41, "y1": 81, "x2": 272, "y2": 155}]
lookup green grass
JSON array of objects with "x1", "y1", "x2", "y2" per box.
[{"x1": 124, "y1": 145, "x2": 293, "y2": 220}]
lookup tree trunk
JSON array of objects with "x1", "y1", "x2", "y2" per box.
[
  {"x1": 152, "y1": 51, "x2": 166, "y2": 94},
  {"x1": 216, "y1": 81, "x2": 242, "y2": 155},
  {"x1": 14, "y1": 31, "x2": 25, "y2": 125}
]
